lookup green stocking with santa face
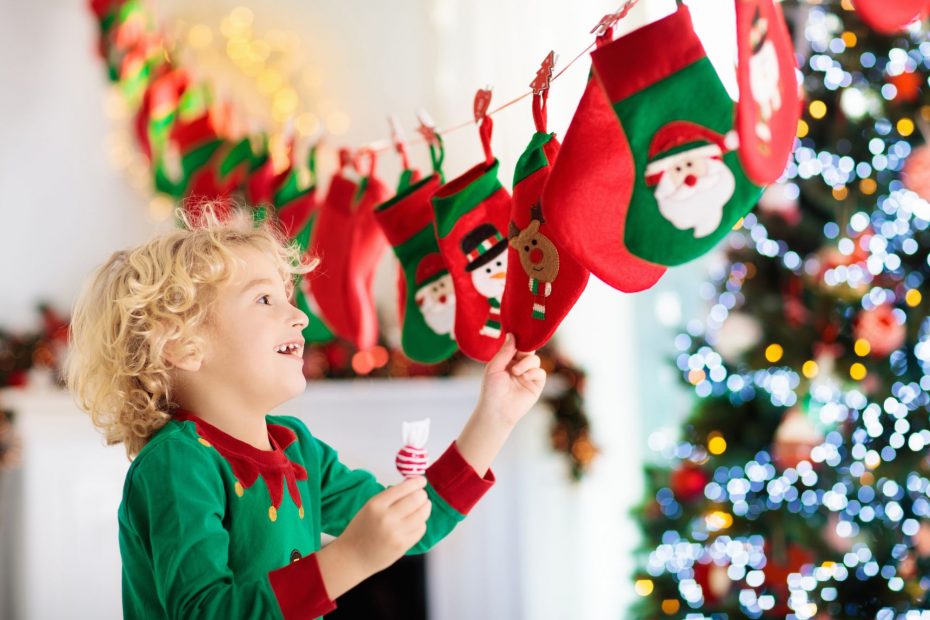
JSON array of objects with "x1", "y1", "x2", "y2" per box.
[
  {"x1": 590, "y1": 5, "x2": 762, "y2": 266},
  {"x1": 374, "y1": 174, "x2": 457, "y2": 363}
]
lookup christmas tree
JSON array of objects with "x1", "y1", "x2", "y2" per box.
[{"x1": 633, "y1": 3, "x2": 930, "y2": 618}]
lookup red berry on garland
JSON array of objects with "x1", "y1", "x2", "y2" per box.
[{"x1": 670, "y1": 462, "x2": 709, "y2": 502}]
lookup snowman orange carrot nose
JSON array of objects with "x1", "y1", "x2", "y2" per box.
[{"x1": 491, "y1": 272, "x2": 507, "y2": 279}]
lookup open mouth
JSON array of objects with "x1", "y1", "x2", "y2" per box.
[{"x1": 274, "y1": 342, "x2": 304, "y2": 360}]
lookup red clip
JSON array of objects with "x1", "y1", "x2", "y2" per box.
[
  {"x1": 591, "y1": 1, "x2": 637, "y2": 36},
  {"x1": 417, "y1": 109, "x2": 438, "y2": 145},
  {"x1": 338, "y1": 147, "x2": 355, "y2": 172},
  {"x1": 530, "y1": 51, "x2": 557, "y2": 96},
  {"x1": 473, "y1": 88, "x2": 493, "y2": 124}
]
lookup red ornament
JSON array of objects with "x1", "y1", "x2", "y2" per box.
[
  {"x1": 693, "y1": 560, "x2": 731, "y2": 605},
  {"x1": 903, "y1": 145, "x2": 930, "y2": 201},
  {"x1": 772, "y1": 408, "x2": 823, "y2": 470},
  {"x1": 852, "y1": 0, "x2": 929, "y2": 34},
  {"x1": 854, "y1": 304, "x2": 906, "y2": 357},
  {"x1": 670, "y1": 462, "x2": 709, "y2": 502},
  {"x1": 887, "y1": 71, "x2": 923, "y2": 102},
  {"x1": 763, "y1": 543, "x2": 814, "y2": 615}
]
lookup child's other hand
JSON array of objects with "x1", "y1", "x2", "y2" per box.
[
  {"x1": 477, "y1": 333, "x2": 546, "y2": 428},
  {"x1": 336, "y1": 476, "x2": 432, "y2": 574}
]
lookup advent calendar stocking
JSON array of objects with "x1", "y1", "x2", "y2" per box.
[
  {"x1": 374, "y1": 172, "x2": 457, "y2": 363},
  {"x1": 431, "y1": 114, "x2": 511, "y2": 362},
  {"x1": 309, "y1": 152, "x2": 389, "y2": 351},
  {"x1": 543, "y1": 28, "x2": 666, "y2": 292},
  {"x1": 590, "y1": 5, "x2": 762, "y2": 265},
  {"x1": 735, "y1": 0, "x2": 801, "y2": 184},
  {"x1": 273, "y1": 145, "x2": 318, "y2": 239},
  {"x1": 502, "y1": 84, "x2": 589, "y2": 351}
]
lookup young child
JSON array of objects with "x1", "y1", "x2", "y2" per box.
[{"x1": 65, "y1": 205, "x2": 546, "y2": 620}]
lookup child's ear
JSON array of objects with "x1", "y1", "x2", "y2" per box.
[{"x1": 164, "y1": 340, "x2": 204, "y2": 372}]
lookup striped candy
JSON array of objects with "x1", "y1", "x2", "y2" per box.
[{"x1": 396, "y1": 445, "x2": 429, "y2": 477}]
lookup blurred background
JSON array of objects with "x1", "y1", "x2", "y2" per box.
[{"x1": 9, "y1": 0, "x2": 930, "y2": 619}]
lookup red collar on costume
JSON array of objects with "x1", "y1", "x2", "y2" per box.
[{"x1": 172, "y1": 408, "x2": 308, "y2": 517}]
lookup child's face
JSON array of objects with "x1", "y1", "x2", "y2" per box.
[{"x1": 197, "y1": 244, "x2": 309, "y2": 412}]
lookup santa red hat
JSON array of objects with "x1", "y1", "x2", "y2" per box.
[
  {"x1": 415, "y1": 252, "x2": 449, "y2": 287},
  {"x1": 645, "y1": 121, "x2": 738, "y2": 185}
]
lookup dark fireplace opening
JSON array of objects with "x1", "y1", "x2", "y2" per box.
[{"x1": 326, "y1": 553, "x2": 427, "y2": 620}]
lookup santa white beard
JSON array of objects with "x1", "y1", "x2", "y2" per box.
[
  {"x1": 654, "y1": 158, "x2": 736, "y2": 238},
  {"x1": 416, "y1": 290, "x2": 456, "y2": 336}
]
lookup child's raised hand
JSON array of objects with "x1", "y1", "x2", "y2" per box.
[
  {"x1": 334, "y1": 476, "x2": 432, "y2": 574},
  {"x1": 477, "y1": 333, "x2": 547, "y2": 428}
]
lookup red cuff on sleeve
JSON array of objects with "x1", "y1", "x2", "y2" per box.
[
  {"x1": 268, "y1": 552, "x2": 337, "y2": 620},
  {"x1": 425, "y1": 441, "x2": 496, "y2": 515}
]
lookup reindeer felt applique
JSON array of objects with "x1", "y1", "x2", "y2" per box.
[{"x1": 508, "y1": 202, "x2": 560, "y2": 320}]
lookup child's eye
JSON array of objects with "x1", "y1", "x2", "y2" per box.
[{"x1": 258, "y1": 294, "x2": 271, "y2": 305}]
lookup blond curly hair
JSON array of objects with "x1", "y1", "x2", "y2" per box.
[{"x1": 65, "y1": 202, "x2": 317, "y2": 459}]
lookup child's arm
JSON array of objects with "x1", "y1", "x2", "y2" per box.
[
  {"x1": 312, "y1": 333, "x2": 543, "y2": 557},
  {"x1": 454, "y1": 332, "x2": 546, "y2": 477},
  {"x1": 315, "y1": 477, "x2": 431, "y2": 598}
]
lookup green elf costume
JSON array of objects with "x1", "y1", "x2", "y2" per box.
[{"x1": 118, "y1": 409, "x2": 494, "y2": 619}]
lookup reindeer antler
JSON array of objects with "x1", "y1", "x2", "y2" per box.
[
  {"x1": 508, "y1": 220, "x2": 521, "y2": 240},
  {"x1": 530, "y1": 202, "x2": 545, "y2": 224}
]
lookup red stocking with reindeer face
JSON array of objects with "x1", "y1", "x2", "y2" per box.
[{"x1": 501, "y1": 71, "x2": 590, "y2": 351}]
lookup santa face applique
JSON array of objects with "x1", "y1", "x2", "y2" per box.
[
  {"x1": 415, "y1": 273, "x2": 456, "y2": 336},
  {"x1": 748, "y1": 11, "x2": 781, "y2": 143},
  {"x1": 645, "y1": 122, "x2": 738, "y2": 239}
]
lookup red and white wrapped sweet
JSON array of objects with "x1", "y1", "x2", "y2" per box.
[{"x1": 395, "y1": 419, "x2": 430, "y2": 477}]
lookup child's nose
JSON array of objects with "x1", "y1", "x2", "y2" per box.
[{"x1": 291, "y1": 306, "x2": 309, "y2": 329}]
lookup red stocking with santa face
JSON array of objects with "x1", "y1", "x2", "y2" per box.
[
  {"x1": 591, "y1": 5, "x2": 763, "y2": 266},
  {"x1": 431, "y1": 117, "x2": 511, "y2": 362},
  {"x1": 735, "y1": 0, "x2": 801, "y2": 185},
  {"x1": 543, "y1": 29, "x2": 666, "y2": 293}
]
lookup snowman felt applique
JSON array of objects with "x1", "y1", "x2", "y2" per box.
[
  {"x1": 644, "y1": 121, "x2": 738, "y2": 239},
  {"x1": 414, "y1": 253, "x2": 456, "y2": 338},
  {"x1": 460, "y1": 223, "x2": 508, "y2": 338},
  {"x1": 748, "y1": 6, "x2": 781, "y2": 144}
]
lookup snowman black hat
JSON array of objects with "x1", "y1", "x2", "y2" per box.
[{"x1": 461, "y1": 223, "x2": 507, "y2": 272}]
